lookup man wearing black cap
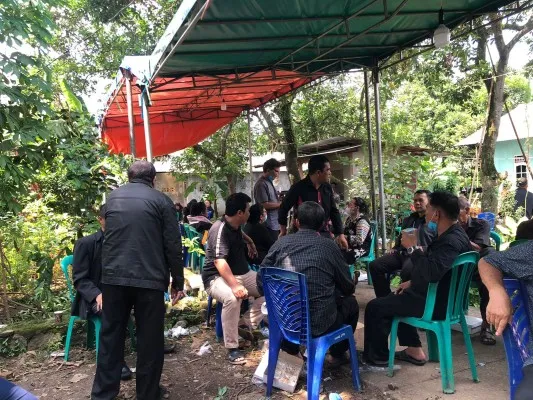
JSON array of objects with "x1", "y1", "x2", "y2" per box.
[{"x1": 515, "y1": 178, "x2": 533, "y2": 219}]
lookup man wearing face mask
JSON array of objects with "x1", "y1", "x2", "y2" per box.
[
  {"x1": 254, "y1": 158, "x2": 282, "y2": 242},
  {"x1": 363, "y1": 191, "x2": 470, "y2": 366},
  {"x1": 369, "y1": 189, "x2": 435, "y2": 298}
]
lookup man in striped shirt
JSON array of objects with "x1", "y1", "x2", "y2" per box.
[{"x1": 202, "y1": 193, "x2": 264, "y2": 365}]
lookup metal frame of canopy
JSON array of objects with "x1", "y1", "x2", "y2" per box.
[{"x1": 100, "y1": 0, "x2": 529, "y2": 252}]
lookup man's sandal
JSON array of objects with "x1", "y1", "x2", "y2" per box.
[
  {"x1": 228, "y1": 349, "x2": 247, "y2": 365},
  {"x1": 480, "y1": 327, "x2": 496, "y2": 346}
]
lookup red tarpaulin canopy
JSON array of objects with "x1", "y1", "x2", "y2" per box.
[{"x1": 102, "y1": 68, "x2": 318, "y2": 158}]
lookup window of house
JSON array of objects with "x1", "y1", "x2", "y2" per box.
[{"x1": 516, "y1": 164, "x2": 527, "y2": 180}]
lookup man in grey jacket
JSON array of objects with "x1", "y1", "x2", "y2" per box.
[{"x1": 91, "y1": 161, "x2": 184, "y2": 400}]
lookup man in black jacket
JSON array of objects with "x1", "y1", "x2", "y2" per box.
[
  {"x1": 515, "y1": 178, "x2": 533, "y2": 219},
  {"x1": 72, "y1": 205, "x2": 131, "y2": 380},
  {"x1": 278, "y1": 155, "x2": 348, "y2": 249},
  {"x1": 363, "y1": 191, "x2": 471, "y2": 366},
  {"x1": 91, "y1": 161, "x2": 184, "y2": 400},
  {"x1": 369, "y1": 189, "x2": 436, "y2": 298}
]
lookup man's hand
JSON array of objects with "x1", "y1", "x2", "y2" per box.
[
  {"x1": 279, "y1": 226, "x2": 287, "y2": 238},
  {"x1": 486, "y1": 287, "x2": 512, "y2": 336},
  {"x1": 470, "y1": 241, "x2": 481, "y2": 252},
  {"x1": 231, "y1": 284, "x2": 248, "y2": 300},
  {"x1": 401, "y1": 233, "x2": 417, "y2": 249},
  {"x1": 171, "y1": 287, "x2": 186, "y2": 306},
  {"x1": 335, "y1": 234, "x2": 349, "y2": 250},
  {"x1": 395, "y1": 280, "x2": 411, "y2": 295},
  {"x1": 95, "y1": 294, "x2": 103, "y2": 311},
  {"x1": 247, "y1": 242, "x2": 258, "y2": 259}
]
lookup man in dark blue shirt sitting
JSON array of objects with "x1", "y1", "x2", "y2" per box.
[{"x1": 363, "y1": 191, "x2": 471, "y2": 366}]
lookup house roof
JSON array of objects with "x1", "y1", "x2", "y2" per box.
[{"x1": 457, "y1": 103, "x2": 533, "y2": 146}]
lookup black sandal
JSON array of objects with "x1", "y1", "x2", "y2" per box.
[
  {"x1": 395, "y1": 349, "x2": 427, "y2": 366},
  {"x1": 480, "y1": 327, "x2": 496, "y2": 346},
  {"x1": 228, "y1": 348, "x2": 247, "y2": 365}
]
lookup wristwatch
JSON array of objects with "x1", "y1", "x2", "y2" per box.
[{"x1": 406, "y1": 247, "x2": 416, "y2": 255}]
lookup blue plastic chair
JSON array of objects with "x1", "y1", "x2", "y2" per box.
[
  {"x1": 61, "y1": 255, "x2": 136, "y2": 361},
  {"x1": 478, "y1": 212, "x2": 496, "y2": 231},
  {"x1": 387, "y1": 252, "x2": 480, "y2": 394},
  {"x1": 261, "y1": 267, "x2": 361, "y2": 399},
  {"x1": 359, "y1": 221, "x2": 377, "y2": 285},
  {"x1": 502, "y1": 278, "x2": 532, "y2": 400}
]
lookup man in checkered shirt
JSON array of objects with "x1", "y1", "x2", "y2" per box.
[{"x1": 258, "y1": 201, "x2": 358, "y2": 367}]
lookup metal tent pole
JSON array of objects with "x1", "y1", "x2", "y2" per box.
[
  {"x1": 141, "y1": 87, "x2": 153, "y2": 162},
  {"x1": 247, "y1": 110, "x2": 254, "y2": 201},
  {"x1": 364, "y1": 69, "x2": 377, "y2": 221},
  {"x1": 373, "y1": 66, "x2": 387, "y2": 253},
  {"x1": 125, "y1": 75, "x2": 137, "y2": 158}
]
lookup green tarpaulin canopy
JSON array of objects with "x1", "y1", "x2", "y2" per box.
[{"x1": 101, "y1": 0, "x2": 520, "y2": 158}]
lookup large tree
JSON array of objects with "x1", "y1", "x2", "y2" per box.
[{"x1": 479, "y1": 10, "x2": 533, "y2": 211}]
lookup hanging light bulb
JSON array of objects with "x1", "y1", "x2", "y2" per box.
[
  {"x1": 220, "y1": 97, "x2": 227, "y2": 111},
  {"x1": 433, "y1": 8, "x2": 450, "y2": 49}
]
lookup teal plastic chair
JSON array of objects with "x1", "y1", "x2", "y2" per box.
[
  {"x1": 490, "y1": 231, "x2": 502, "y2": 251},
  {"x1": 185, "y1": 224, "x2": 204, "y2": 272},
  {"x1": 387, "y1": 251, "x2": 480, "y2": 394},
  {"x1": 359, "y1": 221, "x2": 377, "y2": 285},
  {"x1": 60, "y1": 255, "x2": 136, "y2": 361}
]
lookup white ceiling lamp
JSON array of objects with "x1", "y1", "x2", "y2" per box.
[
  {"x1": 220, "y1": 96, "x2": 227, "y2": 111},
  {"x1": 433, "y1": 8, "x2": 450, "y2": 49}
]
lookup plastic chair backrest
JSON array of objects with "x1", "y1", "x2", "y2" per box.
[
  {"x1": 503, "y1": 278, "x2": 532, "y2": 397},
  {"x1": 490, "y1": 231, "x2": 502, "y2": 251},
  {"x1": 368, "y1": 221, "x2": 377, "y2": 255},
  {"x1": 420, "y1": 252, "x2": 480, "y2": 323},
  {"x1": 478, "y1": 212, "x2": 496, "y2": 231},
  {"x1": 60, "y1": 255, "x2": 75, "y2": 303},
  {"x1": 188, "y1": 225, "x2": 200, "y2": 239},
  {"x1": 261, "y1": 267, "x2": 311, "y2": 347}
]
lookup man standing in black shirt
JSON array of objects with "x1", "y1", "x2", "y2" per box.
[
  {"x1": 369, "y1": 190, "x2": 435, "y2": 298},
  {"x1": 457, "y1": 197, "x2": 495, "y2": 345},
  {"x1": 515, "y1": 178, "x2": 533, "y2": 219},
  {"x1": 91, "y1": 161, "x2": 185, "y2": 400},
  {"x1": 202, "y1": 193, "x2": 264, "y2": 365},
  {"x1": 278, "y1": 155, "x2": 348, "y2": 249},
  {"x1": 363, "y1": 191, "x2": 471, "y2": 366}
]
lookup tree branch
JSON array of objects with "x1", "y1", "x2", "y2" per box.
[
  {"x1": 219, "y1": 122, "x2": 233, "y2": 158},
  {"x1": 258, "y1": 106, "x2": 283, "y2": 141},
  {"x1": 507, "y1": 14, "x2": 533, "y2": 50},
  {"x1": 490, "y1": 14, "x2": 507, "y2": 55}
]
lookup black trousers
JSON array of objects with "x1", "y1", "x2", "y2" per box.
[
  {"x1": 471, "y1": 247, "x2": 494, "y2": 324},
  {"x1": 266, "y1": 228, "x2": 280, "y2": 243},
  {"x1": 91, "y1": 284, "x2": 165, "y2": 400},
  {"x1": 369, "y1": 252, "x2": 412, "y2": 298},
  {"x1": 281, "y1": 295, "x2": 359, "y2": 357},
  {"x1": 363, "y1": 292, "x2": 425, "y2": 363}
]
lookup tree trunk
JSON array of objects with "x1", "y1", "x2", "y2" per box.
[
  {"x1": 275, "y1": 97, "x2": 301, "y2": 183},
  {"x1": 480, "y1": 51, "x2": 508, "y2": 212},
  {"x1": 226, "y1": 175, "x2": 237, "y2": 194}
]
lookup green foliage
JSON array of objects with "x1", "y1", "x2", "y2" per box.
[
  {"x1": 0, "y1": 337, "x2": 27, "y2": 358},
  {"x1": 182, "y1": 237, "x2": 205, "y2": 257},
  {"x1": 50, "y1": 0, "x2": 179, "y2": 94}
]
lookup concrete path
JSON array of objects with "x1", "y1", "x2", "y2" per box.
[{"x1": 355, "y1": 283, "x2": 509, "y2": 400}]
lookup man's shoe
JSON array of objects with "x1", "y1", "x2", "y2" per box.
[
  {"x1": 121, "y1": 365, "x2": 132, "y2": 381},
  {"x1": 164, "y1": 343, "x2": 176, "y2": 354}
]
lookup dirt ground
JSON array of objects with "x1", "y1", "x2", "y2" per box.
[{"x1": 1, "y1": 325, "x2": 387, "y2": 400}]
